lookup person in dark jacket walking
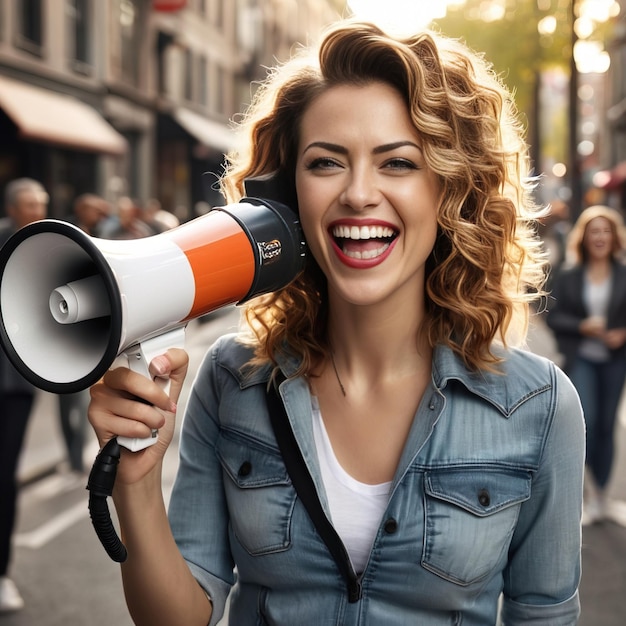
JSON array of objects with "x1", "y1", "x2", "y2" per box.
[
  {"x1": 547, "y1": 204, "x2": 626, "y2": 526},
  {"x1": 0, "y1": 178, "x2": 48, "y2": 612}
]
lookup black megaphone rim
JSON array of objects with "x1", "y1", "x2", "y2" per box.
[{"x1": 0, "y1": 219, "x2": 123, "y2": 394}]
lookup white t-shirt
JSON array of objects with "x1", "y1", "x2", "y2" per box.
[
  {"x1": 311, "y1": 397, "x2": 392, "y2": 573},
  {"x1": 579, "y1": 274, "x2": 611, "y2": 362}
]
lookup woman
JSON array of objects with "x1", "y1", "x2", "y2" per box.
[
  {"x1": 547, "y1": 205, "x2": 626, "y2": 526},
  {"x1": 88, "y1": 20, "x2": 584, "y2": 625}
]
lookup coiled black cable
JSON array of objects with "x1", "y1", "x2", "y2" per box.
[{"x1": 86, "y1": 437, "x2": 127, "y2": 563}]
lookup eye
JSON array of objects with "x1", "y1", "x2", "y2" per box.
[
  {"x1": 382, "y1": 158, "x2": 419, "y2": 171},
  {"x1": 305, "y1": 157, "x2": 342, "y2": 171}
]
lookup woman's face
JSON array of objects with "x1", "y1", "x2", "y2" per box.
[
  {"x1": 583, "y1": 216, "x2": 614, "y2": 262},
  {"x1": 295, "y1": 81, "x2": 440, "y2": 308}
]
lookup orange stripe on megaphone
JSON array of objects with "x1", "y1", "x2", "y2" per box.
[{"x1": 171, "y1": 211, "x2": 256, "y2": 320}]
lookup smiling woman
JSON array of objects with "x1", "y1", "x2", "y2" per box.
[
  {"x1": 86, "y1": 17, "x2": 584, "y2": 626},
  {"x1": 547, "y1": 205, "x2": 626, "y2": 527}
]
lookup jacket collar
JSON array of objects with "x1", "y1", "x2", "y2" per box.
[
  {"x1": 431, "y1": 343, "x2": 551, "y2": 417},
  {"x1": 223, "y1": 336, "x2": 551, "y2": 418}
]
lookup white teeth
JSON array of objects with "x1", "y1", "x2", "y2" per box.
[
  {"x1": 344, "y1": 243, "x2": 391, "y2": 259},
  {"x1": 332, "y1": 225, "x2": 396, "y2": 240}
]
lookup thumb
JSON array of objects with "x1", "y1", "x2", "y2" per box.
[{"x1": 149, "y1": 349, "x2": 189, "y2": 403}]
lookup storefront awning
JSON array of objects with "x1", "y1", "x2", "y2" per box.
[
  {"x1": 173, "y1": 107, "x2": 237, "y2": 154},
  {"x1": 0, "y1": 75, "x2": 128, "y2": 155}
]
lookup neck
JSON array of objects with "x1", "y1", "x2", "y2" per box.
[
  {"x1": 326, "y1": 299, "x2": 431, "y2": 391},
  {"x1": 585, "y1": 258, "x2": 612, "y2": 284},
  {"x1": 586, "y1": 256, "x2": 612, "y2": 272}
]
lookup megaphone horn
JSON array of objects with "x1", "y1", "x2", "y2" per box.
[{"x1": 0, "y1": 197, "x2": 306, "y2": 398}]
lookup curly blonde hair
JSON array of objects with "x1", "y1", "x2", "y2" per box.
[
  {"x1": 222, "y1": 19, "x2": 547, "y2": 373},
  {"x1": 563, "y1": 204, "x2": 626, "y2": 267}
]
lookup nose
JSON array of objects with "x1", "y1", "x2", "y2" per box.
[{"x1": 339, "y1": 166, "x2": 382, "y2": 212}]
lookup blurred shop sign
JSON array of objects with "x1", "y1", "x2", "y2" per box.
[{"x1": 153, "y1": 0, "x2": 187, "y2": 12}]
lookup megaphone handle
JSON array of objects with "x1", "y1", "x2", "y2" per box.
[{"x1": 117, "y1": 326, "x2": 187, "y2": 452}]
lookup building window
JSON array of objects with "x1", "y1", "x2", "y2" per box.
[
  {"x1": 15, "y1": 0, "x2": 43, "y2": 56},
  {"x1": 67, "y1": 0, "x2": 91, "y2": 73},
  {"x1": 214, "y1": 0, "x2": 224, "y2": 31},
  {"x1": 184, "y1": 49, "x2": 193, "y2": 102},
  {"x1": 119, "y1": 0, "x2": 140, "y2": 84},
  {"x1": 199, "y1": 55, "x2": 208, "y2": 106},
  {"x1": 163, "y1": 42, "x2": 185, "y2": 99},
  {"x1": 216, "y1": 64, "x2": 226, "y2": 115}
]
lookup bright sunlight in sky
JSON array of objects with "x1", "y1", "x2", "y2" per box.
[{"x1": 347, "y1": 0, "x2": 463, "y2": 35}]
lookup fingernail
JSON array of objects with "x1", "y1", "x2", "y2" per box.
[{"x1": 152, "y1": 356, "x2": 169, "y2": 376}]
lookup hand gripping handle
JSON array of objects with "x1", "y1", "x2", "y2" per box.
[{"x1": 116, "y1": 326, "x2": 186, "y2": 452}]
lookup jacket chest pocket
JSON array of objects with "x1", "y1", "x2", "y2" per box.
[
  {"x1": 217, "y1": 432, "x2": 296, "y2": 556},
  {"x1": 422, "y1": 468, "x2": 531, "y2": 586}
]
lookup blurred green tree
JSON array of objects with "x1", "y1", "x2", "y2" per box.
[
  {"x1": 434, "y1": 1, "x2": 569, "y2": 113},
  {"x1": 433, "y1": 0, "x2": 616, "y2": 182}
]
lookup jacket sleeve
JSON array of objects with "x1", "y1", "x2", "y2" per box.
[
  {"x1": 500, "y1": 364, "x2": 584, "y2": 625},
  {"x1": 167, "y1": 336, "x2": 236, "y2": 626},
  {"x1": 545, "y1": 270, "x2": 585, "y2": 337}
]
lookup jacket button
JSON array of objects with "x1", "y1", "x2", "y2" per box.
[
  {"x1": 238, "y1": 461, "x2": 252, "y2": 477},
  {"x1": 478, "y1": 489, "x2": 490, "y2": 507},
  {"x1": 384, "y1": 518, "x2": 398, "y2": 534}
]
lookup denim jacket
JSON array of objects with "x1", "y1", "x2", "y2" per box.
[{"x1": 168, "y1": 333, "x2": 584, "y2": 625}]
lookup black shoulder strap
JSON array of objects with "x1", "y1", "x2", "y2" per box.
[{"x1": 266, "y1": 376, "x2": 362, "y2": 603}]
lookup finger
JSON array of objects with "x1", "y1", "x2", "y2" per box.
[
  {"x1": 103, "y1": 366, "x2": 176, "y2": 413},
  {"x1": 148, "y1": 349, "x2": 189, "y2": 405},
  {"x1": 89, "y1": 383, "x2": 167, "y2": 439},
  {"x1": 149, "y1": 348, "x2": 189, "y2": 380}
]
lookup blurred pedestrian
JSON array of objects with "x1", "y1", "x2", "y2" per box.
[
  {"x1": 57, "y1": 391, "x2": 90, "y2": 474},
  {"x1": 547, "y1": 205, "x2": 626, "y2": 526},
  {"x1": 142, "y1": 198, "x2": 179, "y2": 233},
  {"x1": 56, "y1": 193, "x2": 111, "y2": 473},
  {"x1": 0, "y1": 177, "x2": 48, "y2": 613},
  {"x1": 107, "y1": 196, "x2": 153, "y2": 240},
  {"x1": 68, "y1": 193, "x2": 111, "y2": 237}
]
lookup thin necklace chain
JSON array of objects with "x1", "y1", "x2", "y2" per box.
[{"x1": 330, "y1": 351, "x2": 347, "y2": 397}]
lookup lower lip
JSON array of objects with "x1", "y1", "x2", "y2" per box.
[{"x1": 330, "y1": 238, "x2": 397, "y2": 269}]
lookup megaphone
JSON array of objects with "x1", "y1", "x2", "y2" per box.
[{"x1": 0, "y1": 196, "x2": 305, "y2": 448}]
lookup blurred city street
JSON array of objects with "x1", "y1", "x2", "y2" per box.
[
  {"x1": 1, "y1": 306, "x2": 624, "y2": 625},
  {"x1": 2, "y1": 1, "x2": 626, "y2": 624},
  {"x1": 8, "y1": 305, "x2": 242, "y2": 626}
]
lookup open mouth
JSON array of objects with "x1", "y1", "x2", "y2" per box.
[{"x1": 331, "y1": 224, "x2": 399, "y2": 260}]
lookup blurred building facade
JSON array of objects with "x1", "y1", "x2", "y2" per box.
[
  {"x1": 599, "y1": 0, "x2": 626, "y2": 209},
  {"x1": 0, "y1": 0, "x2": 344, "y2": 220}
]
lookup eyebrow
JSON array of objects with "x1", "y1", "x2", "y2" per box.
[{"x1": 302, "y1": 140, "x2": 422, "y2": 155}]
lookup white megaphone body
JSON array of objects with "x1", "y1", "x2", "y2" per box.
[{"x1": 0, "y1": 196, "x2": 306, "y2": 450}]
